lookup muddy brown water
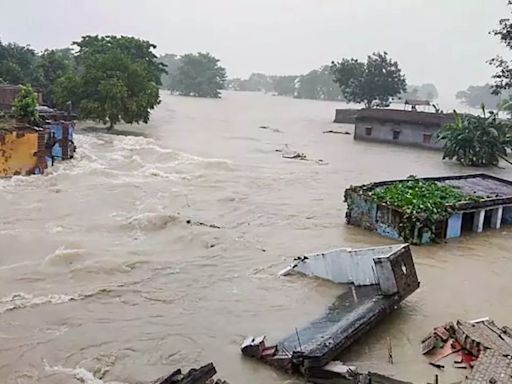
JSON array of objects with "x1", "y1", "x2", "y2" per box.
[{"x1": 1, "y1": 91, "x2": 512, "y2": 384}]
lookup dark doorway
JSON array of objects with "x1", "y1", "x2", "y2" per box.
[
  {"x1": 461, "y1": 211, "x2": 475, "y2": 233},
  {"x1": 483, "y1": 209, "x2": 493, "y2": 230}
]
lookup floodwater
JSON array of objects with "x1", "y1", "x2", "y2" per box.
[{"x1": 1, "y1": 91, "x2": 512, "y2": 384}]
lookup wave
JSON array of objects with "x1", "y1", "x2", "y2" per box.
[
  {"x1": 44, "y1": 362, "x2": 126, "y2": 384},
  {"x1": 123, "y1": 212, "x2": 181, "y2": 232}
]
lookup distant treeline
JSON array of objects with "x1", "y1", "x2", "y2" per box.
[
  {"x1": 224, "y1": 69, "x2": 439, "y2": 104},
  {"x1": 455, "y1": 83, "x2": 512, "y2": 109}
]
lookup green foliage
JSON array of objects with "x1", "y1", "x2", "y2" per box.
[
  {"x1": 369, "y1": 177, "x2": 480, "y2": 242},
  {"x1": 330, "y1": 52, "x2": 407, "y2": 108},
  {"x1": 296, "y1": 66, "x2": 345, "y2": 101},
  {"x1": 0, "y1": 41, "x2": 39, "y2": 85},
  {"x1": 490, "y1": 1, "x2": 512, "y2": 93},
  {"x1": 12, "y1": 85, "x2": 39, "y2": 122},
  {"x1": 437, "y1": 108, "x2": 512, "y2": 167},
  {"x1": 159, "y1": 54, "x2": 180, "y2": 90},
  {"x1": 169, "y1": 53, "x2": 226, "y2": 98},
  {"x1": 272, "y1": 75, "x2": 297, "y2": 96},
  {"x1": 34, "y1": 48, "x2": 76, "y2": 107},
  {"x1": 455, "y1": 84, "x2": 506, "y2": 109},
  {"x1": 55, "y1": 35, "x2": 165, "y2": 128}
]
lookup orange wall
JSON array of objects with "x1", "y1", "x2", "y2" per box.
[{"x1": 0, "y1": 131, "x2": 44, "y2": 177}]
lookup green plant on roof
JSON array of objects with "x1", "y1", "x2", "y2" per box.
[
  {"x1": 12, "y1": 84, "x2": 39, "y2": 124},
  {"x1": 368, "y1": 176, "x2": 481, "y2": 242}
]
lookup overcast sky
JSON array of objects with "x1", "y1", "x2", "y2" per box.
[{"x1": 1, "y1": 0, "x2": 510, "y2": 106}]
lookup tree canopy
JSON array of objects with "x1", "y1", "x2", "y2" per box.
[
  {"x1": 159, "y1": 53, "x2": 180, "y2": 90},
  {"x1": 296, "y1": 66, "x2": 345, "y2": 101},
  {"x1": 330, "y1": 52, "x2": 407, "y2": 108},
  {"x1": 168, "y1": 53, "x2": 226, "y2": 98},
  {"x1": 54, "y1": 35, "x2": 165, "y2": 129},
  {"x1": 455, "y1": 84, "x2": 506, "y2": 109},
  {"x1": 490, "y1": 1, "x2": 512, "y2": 94},
  {"x1": 0, "y1": 41, "x2": 39, "y2": 85},
  {"x1": 402, "y1": 83, "x2": 438, "y2": 101},
  {"x1": 272, "y1": 75, "x2": 297, "y2": 97}
]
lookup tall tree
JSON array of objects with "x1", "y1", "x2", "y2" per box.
[
  {"x1": 35, "y1": 48, "x2": 76, "y2": 107},
  {"x1": 0, "y1": 41, "x2": 39, "y2": 85},
  {"x1": 490, "y1": 1, "x2": 512, "y2": 93},
  {"x1": 169, "y1": 53, "x2": 226, "y2": 98},
  {"x1": 330, "y1": 52, "x2": 407, "y2": 108},
  {"x1": 55, "y1": 35, "x2": 165, "y2": 129}
]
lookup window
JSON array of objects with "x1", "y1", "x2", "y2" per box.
[
  {"x1": 365, "y1": 126, "x2": 372, "y2": 136},
  {"x1": 392, "y1": 130, "x2": 400, "y2": 140},
  {"x1": 423, "y1": 133, "x2": 432, "y2": 144}
]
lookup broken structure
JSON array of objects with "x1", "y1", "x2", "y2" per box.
[
  {"x1": 345, "y1": 174, "x2": 512, "y2": 244},
  {"x1": 242, "y1": 244, "x2": 419, "y2": 383},
  {"x1": 155, "y1": 363, "x2": 228, "y2": 384},
  {"x1": 422, "y1": 319, "x2": 512, "y2": 383},
  {"x1": 0, "y1": 106, "x2": 77, "y2": 177}
]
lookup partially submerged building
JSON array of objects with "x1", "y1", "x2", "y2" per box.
[
  {"x1": 345, "y1": 174, "x2": 512, "y2": 244},
  {"x1": 0, "y1": 124, "x2": 49, "y2": 177},
  {"x1": 354, "y1": 109, "x2": 453, "y2": 149},
  {"x1": 242, "y1": 244, "x2": 419, "y2": 383}
]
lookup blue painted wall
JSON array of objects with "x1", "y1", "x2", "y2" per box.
[{"x1": 446, "y1": 212, "x2": 463, "y2": 239}]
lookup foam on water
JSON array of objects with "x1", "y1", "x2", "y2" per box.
[
  {"x1": 44, "y1": 362, "x2": 126, "y2": 384},
  {"x1": 0, "y1": 292, "x2": 78, "y2": 314}
]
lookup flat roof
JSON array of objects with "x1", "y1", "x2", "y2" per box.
[
  {"x1": 350, "y1": 174, "x2": 512, "y2": 210},
  {"x1": 356, "y1": 108, "x2": 453, "y2": 126}
]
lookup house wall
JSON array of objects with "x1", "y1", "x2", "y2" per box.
[
  {"x1": 354, "y1": 120, "x2": 444, "y2": 149},
  {"x1": 345, "y1": 192, "x2": 378, "y2": 230},
  {"x1": 0, "y1": 130, "x2": 47, "y2": 177}
]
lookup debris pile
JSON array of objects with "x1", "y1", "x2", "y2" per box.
[
  {"x1": 155, "y1": 363, "x2": 229, "y2": 384},
  {"x1": 421, "y1": 319, "x2": 512, "y2": 383}
]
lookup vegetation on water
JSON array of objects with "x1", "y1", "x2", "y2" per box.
[
  {"x1": 12, "y1": 85, "x2": 38, "y2": 123},
  {"x1": 437, "y1": 107, "x2": 512, "y2": 167},
  {"x1": 367, "y1": 176, "x2": 480, "y2": 242},
  {"x1": 330, "y1": 52, "x2": 407, "y2": 108},
  {"x1": 166, "y1": 52, "x2": 226, "y2": 98}
]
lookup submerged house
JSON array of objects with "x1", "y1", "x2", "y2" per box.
[
  {"x1": 345, "y1": 174, "x2": 512, "y2": 244},
  {"x1": 0, "y1": 85, "x2": 43, "y2": 112},
  {"x1": 354, "y1": 109, "x2": 453, "y2": 149}
]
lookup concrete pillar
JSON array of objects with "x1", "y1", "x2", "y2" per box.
[
  {"x1": 446, "y1": 213, "x2": 463, "y2": 239},
  {"x1": 473, "y1": 209, "x2": 485, "y2": 233},
  {"x1": 491, "y1": 206, "x2": 503, "y2": 229}
]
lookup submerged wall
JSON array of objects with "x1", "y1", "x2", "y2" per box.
[{"x1": 0, "y1": 130, "x2": 47, "y2": 177}]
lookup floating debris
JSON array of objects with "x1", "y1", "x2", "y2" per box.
[
  {"x1": 155, "y1": 363, "x2": 229, "y2": 384},
  {"x1": 323, "y1": 129, "x2": 351, "y2": 135}
]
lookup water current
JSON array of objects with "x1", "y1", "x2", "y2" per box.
[{"x1": 1, "y1": 92, "x2": 512, "y2": 383}]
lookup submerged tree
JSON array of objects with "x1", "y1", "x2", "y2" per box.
[
  {"x1": 55, "y1": 35, "x2": 165, "y2": 129},
  {"x1": 272, "y1": 75, "x2": 297, "y2": 96},
  {"x1": 169, "y1": 53, "x2": 226, "y2": 98},
  {"x1": 437, "y1": 107, "x2": 512, "y2": 167},
  {"x1": 296, "y1": 66, "x2": 345, "y2": 101},
  {"x1": 330, "y1": 52, "x2": 406, "y2": 108},
  {"x1": 12, "y1": 84, "x2": 39, "y2": 123},
  {"x1": 159, "y1": 53, "x2": 180, "y2": 90}
]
